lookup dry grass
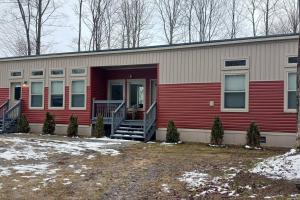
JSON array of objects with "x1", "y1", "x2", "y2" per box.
[{"x1": 0, "y1": 134, "x2": 299, "y2": 200}]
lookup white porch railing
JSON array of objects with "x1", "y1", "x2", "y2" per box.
[{"x1": 92, "y1": 100, "x2": 123, "y2": 124}]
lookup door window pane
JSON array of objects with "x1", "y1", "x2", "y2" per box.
[
  {"x1": 14, "y1": 85, "x2": 21, "y2": 101},
  {"x1": 111, "y1": 85, "x2": 123, "y2": 100},
  {"x1": 129, "y1": 84, "x2": 144, "y2": 108}
]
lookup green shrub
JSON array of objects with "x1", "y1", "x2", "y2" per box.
[
  {"x1": 247, "y1": 122, "x2": 261, "y2": 148},
  {"x1": 42, "y1": 112, "x2": 55, "y2": 135},
  {"x1": 67, "y1": 115, "x2": 78, "y2": 137},
  {"x1": 17, "y1": 114, "x2": 30, "y2": 133},
  {"x1": 210, "y1": 117, "x2": 224, "y2": 145},
  {"x1": 94, "y1": 115, "x2": 105, "y2": 138},
  {"x1": 166, "y1": 120, "x2": 180, "y2": 143}
]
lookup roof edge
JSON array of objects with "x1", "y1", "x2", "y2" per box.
[{"x1": 0, "y1": 33, "x2": 298, "y2": 62}]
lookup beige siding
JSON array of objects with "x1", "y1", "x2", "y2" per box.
[{"x1": 0, "y1": 37, "x2": 298, "y2": 88}]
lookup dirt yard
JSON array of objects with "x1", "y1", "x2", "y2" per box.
[{"x1": 0, "y1": 134, "x2": 299, "y2": 200}]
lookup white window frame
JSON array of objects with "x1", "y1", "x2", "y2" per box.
[
  {"x1": 223, "y1": 58, "x2": 249, "y2": 71},
  {"x1": 221, "y1": 70, "x2": 249, "y2": 112},
  {"x1": 50, "y1": 68, "x2": 65, "y2": 78},
  {"x1": 31, "y1": 69, "x2": 45, "y2": 79},
  {"x1": 48, "y1": 79, "x2": 65, "y2": 110},
  {"x1": 107, "y1": 79, "x2": 125, "y2": 100},
  {"x1": 286, "y1": 55, "x2": 298, "y2": 67},
  {"x1": 29, "y1": 80, "x2": 44, "y2": 110},
  {"x1": 69, "y1": 78, "x2": 86, "y2": 110},
  {"x1": 149, "y1": 79, "x2": 157, "y2": 105},
  {"x1": 70, "y1": 67, "x2": 87, "y2": 77},
  {"x1": 127, "y1": 79, "x2": 146, "y2": 111},
  {"x1": 9, "y1": 70, "x2": 23, "y2": 79},
  {"x1": 284, "y1": 69, "x2": 296, "y2": 113}
]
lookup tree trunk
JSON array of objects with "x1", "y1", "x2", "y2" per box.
[
  {"x1": 78, "y1": 0, "x2": 83, "y2": 52},
  {"x1": 36, "y1": 0, "x2": 42, "y2": 55},
  {"x1": 297, "y1": 1, "x2": 300, "y2": 150},
  {"x1": 265, "y1": 0, "x2": 269, "y2": 36}
]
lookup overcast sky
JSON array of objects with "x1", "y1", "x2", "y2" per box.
[{"x1": 0, "y1": 0, "x2": 297, "y2": 57}]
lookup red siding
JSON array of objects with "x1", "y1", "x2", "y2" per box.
[
  {"x1": 0, "y1": 88, "x2": 9, "y2": 105},
  {"x1": 22, "y1": 86, "x2": 91, "y2": 125},
  {"x1": 157, "y1": 81, "x2": 296, "y2": 133}
]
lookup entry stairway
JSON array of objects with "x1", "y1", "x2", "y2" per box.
[
  {"x1": 92, "y1": 100, "x2": 157, "y2": 142},
  {"x1": 0, "y1": 100, "x2": 22, "y2": 134},
  {"x1": 112, "y1": 120, "x2": 149, "y2": 140}
]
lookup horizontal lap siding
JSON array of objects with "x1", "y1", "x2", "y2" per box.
[
  {"x1": 157, "y1": 81, "x2": 296, "y2": 133},
  {"x1": 0, "y1": 88, "x2": 9, "y2": 105},
  {"x1": 22, "y1": 86, "x2": 91, "y2": 125}
]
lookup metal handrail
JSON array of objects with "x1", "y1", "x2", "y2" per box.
[
  {"x1": 2, "y1": 100, "x2": 21, "y2": 133},
  {"x1": 111, "y1": 101, "x2": 126, "y2": 136},
  {"x1": 143, "y1": 101, "x2": 157, "y2": 139}
]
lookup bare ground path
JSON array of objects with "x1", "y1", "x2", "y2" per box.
[{"x1": 0, "y1": 134, "x2": 299, "y2": 200}]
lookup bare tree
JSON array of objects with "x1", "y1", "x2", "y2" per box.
[
  {"x1": 119, "y1": 0, "x2": 151, "y2": 48},
  {"x1": 87, "y1": 0, "x2": 108, "y2": 50},
  {"x1": 183, "y1": 0, "x2": 195, "y2": 43},
  {"x1": 193, "y1": 0, "x2": 223, "y2": 42},
  {"x1": 16, "y1": 0, "x2": 32, "y2": 55},
  {"x1": 78, "y1": 0, "x2": 83, "y2": 51},
  {"x1": 104, "y1": 0, "x2": 118, "y2": 49},
  {"x1": 155, "y1": 0, "x2": 183, "y2": 45},
  {"x1": 282, "y1": 0, "x2": 299, "y2": 34},
  {"x1": 245, "y1": 0, "x2": 262, "y2": 36},
  {"x1": 260, "y1": 0, "x2": 279, "y2": 36}
]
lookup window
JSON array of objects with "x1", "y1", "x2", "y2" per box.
[
  {"x1": 50, "y1": 69, "x2": 64, "y2": 77},
  {"x1": 288, "y1": 56, "x2": 298, "y2": 64},
  {"x1": 127, "y1": 80, "x2": 145, "y2": 110},
  {"x1": 10, "y1": 70, "x2": 22, "y2": 78},
  {"x1": 223, "y1": 74, "x2": 247, "y2": 110},
  {"x1": 108, "y1": 80, "x2": 124, "y2": 101},
  {"x1": 287, "y1": 72, "x2": 296, "y2": 110},
  {"x1": 31, "y1": 69, "x2": 44, "y2": 77},
  {"x1": 71, "y1": 80, "x2": 85, "y2": 108},
  {"x1": 225, "y1": 59, "x2": 247, "y2": 67},
  {"x1": 71, "y1": 68, "x2": 86, "y2": 76},
  {"x1": 30, "y1": 81, "x2": 44, "y2": 108},
  {"x1": 150, "y1": 80, "x2": 157, "y2": 104},
  {"x1": 50, "y1": 80, "x2": 64, "y2": 108}
]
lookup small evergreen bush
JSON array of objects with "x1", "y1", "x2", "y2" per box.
[
  {"x1": 17, "y1": 114, "x2": 30, "y2": 133},
  {"x1": 67, "y1": 115, "x2": 78, "y2": 137},
  {"x1": 166, "y1": 120, "x2": 180, "y2": 143},
  {"x1": 247, "y1": 122, "x2": 261, "y2": 148},
  {"x1": 42, "y1": 112, "x2": 55, "y2": 135},
  {"x1": 210, "y1": 117, "x2": 224, "y2": 145},
  {"x1": 94, "y1": 115, "x2": 105, "y2": 138}
]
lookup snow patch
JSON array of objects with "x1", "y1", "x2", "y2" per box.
[{"x1": 250, "y1": 149, "x2": 300, "y2": 180}]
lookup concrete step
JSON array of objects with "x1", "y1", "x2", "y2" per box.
[
  {"x1": 118, "y1": 126, "x2": 144, "y2": 131},
  {"x1": 115, "y1": 130, "x2": 144, "y2": 135},
  {"x1": 111, "y1": 134, "x2": 144, "y2": 139}
]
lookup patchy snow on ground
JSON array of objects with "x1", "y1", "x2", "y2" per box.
[
  {"x1": 161, "y1": 184, "x2": 170, "y2": 193},
  {"x1": 250, "y1": 149, "x2": 300, "y2": 180},
  {"x1": 0, "y1": 137, "x2": 121, "y2": 161},
  {"x1": 0, "y1": 136, "x2": 124, "y2": 180},
  {"x1": 178, "y1": 170, "x2": 240, "y2": 197}
]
